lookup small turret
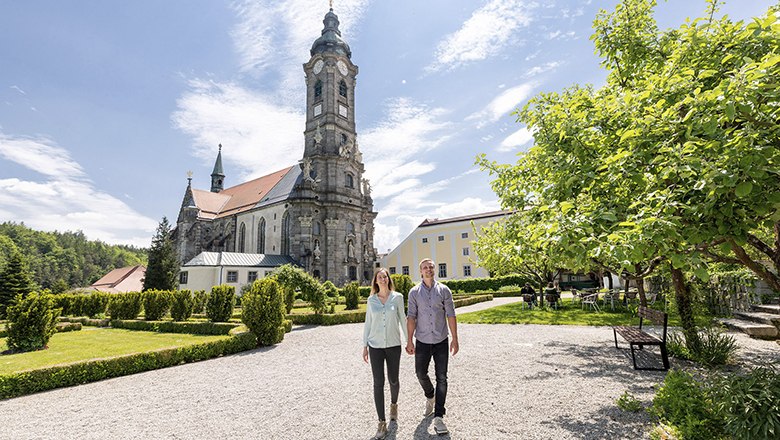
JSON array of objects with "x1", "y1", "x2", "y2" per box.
[{"x1": 210, "y1": 144, "x2": 225, "y2": 193}]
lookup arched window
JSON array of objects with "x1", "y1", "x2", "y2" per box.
[
  {"x1": 345, "y1": 173, "x2": 354, "y2": 188},
  {"x1": 347, "y1": 222, "x2": 355, "y2": 235},
  {"x1": 313, "y1": 221, "x2": 321, "y2": 235},
  {"x1": 238, "y1": 222, "x2": 246, "y2": 253},
  {"x1": 340, "y1": 133, "x2": 348, "y2": 145},
  {"x1": 314, "y1": 80, "x2": 322, "y2": 99},
  {"x1": 339, "y1": 80, "x2": 347, "y2": 97},
  {"x1": 281, "y1": 211, "x2": 291, "y2": 255},
  {"x1": 257, "y1": 218, "x2": 266, "y2": 253}
]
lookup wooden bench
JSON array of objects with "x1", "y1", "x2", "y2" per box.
[{"x1": 613, "y1": 306, "x2": 669, "y2": 371}]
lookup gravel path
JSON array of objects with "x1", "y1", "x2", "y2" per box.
[{"x1": 1, "y1": 299, "x2": 777, "y2": 440}]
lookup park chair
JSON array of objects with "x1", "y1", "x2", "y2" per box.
[
  {"x1": 570, "y1": 288, "x2": 581, "y2": 306},
  {"x1": 602, "y1": 289, "x2": 621, "y2": 310},
  {"x1": 581, "y1": 293, "x2": 600, "y2": 311}
]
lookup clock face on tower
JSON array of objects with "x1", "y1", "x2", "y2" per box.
[
  {"x1": 313, "y1": 60, "x2": 324, "y2": 74},
  {"x1": 337, "y1": 60, "x2": 348, "y2": 76}
]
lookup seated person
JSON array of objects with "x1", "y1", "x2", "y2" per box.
[
  {"x1": 544, "y1": 282, "x2": 560, "y2": 303},
  {"x1": 520, "y1": 282, "x2": 537, "y2": 307}
]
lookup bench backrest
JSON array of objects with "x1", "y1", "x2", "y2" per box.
[{"x1": 638, "y1": 306, "x2": 668, "y2": 341}]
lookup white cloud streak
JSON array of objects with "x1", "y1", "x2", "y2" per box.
[
  {"x1": 428, "y1": 0, "x2": 535, "y2": 71},
  {"x1": 498, "y1": 126, "x2": 534, "y2": 152},
  {"x1": 0, "y1": 133, "x2": 158, "y2": 246},
  {"x1": 467, "y1": 82, "x2": 536, "y2": 127}
]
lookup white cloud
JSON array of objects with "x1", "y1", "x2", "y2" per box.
[
  {"x1": 229, "y1": 0, "x2": 369, "y2": 102},
  {"x1": 428, "y1": 0, "x2": 535, "y2": 71},
  {"x1": 498, "y1": 126, "x2": 534, "y2": 152},
  {"x1": 525, "y1": 60, "x2": 562, "y2": 77},
  {"x1": 172, "y1": 79, "x2": 305, "y2": 180},
  {"x1": 0, "y1": 133, "x2": 158, "y2": 246},
  {"x1": 468, "y1": 82, "x2": 536, "y2": 127}
]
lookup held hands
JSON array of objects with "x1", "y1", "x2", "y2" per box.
[
  {"x1": 405, "y1": 342, "x2": 415, "y2": 355},
  {"x1": 362, "y1": 346, "x2": 369, "y2": 363}
]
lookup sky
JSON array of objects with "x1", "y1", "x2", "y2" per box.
[{"x1": 0, "y1": 0, "x2": 776, "y2": 253}]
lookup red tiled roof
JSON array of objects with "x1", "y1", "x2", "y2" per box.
[
  {"x1": 192, "y1": 166, "x2": 294, "y2": 219},
  {"x1": 90, "y1": 265, "x2": 146, "y2": 293}
]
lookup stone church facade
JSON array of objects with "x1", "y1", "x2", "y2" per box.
[{"x1": 173, "y1": 8, "x2": 377, "y2": 286}]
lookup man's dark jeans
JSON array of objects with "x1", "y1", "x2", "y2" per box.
[{"x1": 414, "y1": 338, "x2": 449, "y2": 417}]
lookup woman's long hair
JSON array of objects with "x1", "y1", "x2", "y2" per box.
[{"x1": 371, "y1": 268, "x2": 395, "y2": 295}]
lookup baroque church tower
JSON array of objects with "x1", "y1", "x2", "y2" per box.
[{"x1": 173, "y1": 7, "x2": 377, "y2": 286}]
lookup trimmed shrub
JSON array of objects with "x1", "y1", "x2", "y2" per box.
[
  {"x1": 287, "y1": 310, "x2": 365, "y2": 325},
  {"x1": 5, "y1": 292, "x2": 61, "y2": 352},
  {"x1": 390, "y1": 274, "x2": 414, "y2": 308},
  {"x1": 282, "y1": 319, "x2": 292, "y2": 333},
  {"x1": 206, "y1": 285, "x2": 235, "y2": 322},
  {"x1": 322, "y1": 281, "x2": 338, "y2": 298},
  {"x1": 142, "y1": 290, "x2": 172, "y2": 321},
  {"x1": 51, "y1": 294, "x2": 78, "y2": 317},
  {"x1": 241, "y1": 278, "x2": 285, "y2": 346},
  {"x1": 55, "y1": 322, "x2": 82, "y2": 333},
  {"x1": 61, "y1": 316, "x2": 110, "y2": 327},
  {"x1": 343, "y1": 282, "x2": 360, "y2": 310},
  {"x1": 283, "y1": 287, "x2": 296, "y2": 314},
  {"x1": 358, "y1": 286, "x2": 371, "y2": 298},
  {"x1": 192, "y1": 290, "x2": 207, "y2": 314},
  {"x1": 107, "y1": 292, "x2": 143, "y2": 320},
  {"x1": 0, "y1": 330, "x2": 256, "y2": 400},
  {"x1": 445, "y1": 274, "x2": 532, "y2": 293},
  {"x1": 170, "y1": 290, "x2": 195, "y2": 322},
  {"x1": 110, "y1": 319, "x2": 239, "y2": 335}
]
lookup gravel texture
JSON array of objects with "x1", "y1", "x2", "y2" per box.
[{"x1": 1, "y1": 298, "x2": 778, "y2": 440}]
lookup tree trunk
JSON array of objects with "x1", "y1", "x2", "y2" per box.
[
  {"x1": 670, "y1": 265, "x2": 700, "y2": 350},
  {"x1": 728, "y1": 238, "x2": 780, "y2": 293}
]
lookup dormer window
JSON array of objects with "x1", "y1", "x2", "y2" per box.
[
  {"x1": 314, "y1": 80, "x2": 322, "y2": 100},
  {"x1": 339, "y1": 80, "x2": 347, "y2": 97}
]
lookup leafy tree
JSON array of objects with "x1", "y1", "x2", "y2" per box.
[
  {"x1": 143, "y1": 217, "x2": 179, "y2": 291},
  {"x1": 0, "y1": 249, "x2": 37, "y2": 318},
  {"x1": 5, "y1": 292, "x2": 60, "y2": 352},
  {"x1": 272, "y1": 264, "x2": 326, "y2": 314},
  {"x1": 477, "y1": 0, "x2": 780, "y2": 347}
]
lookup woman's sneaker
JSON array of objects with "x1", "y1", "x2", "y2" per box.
[
  {"x1": 424, "y1": 397, "x2": 435, "y2": 416},
  {"x1": 374, "y1": 421, "x2": 388, "y2": 439},
  {"x1": 433, "y1": 416, "x2": 449, "y2": 435}
]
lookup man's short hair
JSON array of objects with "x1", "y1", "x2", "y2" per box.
[{"x1": 419, "y1": 258, "x2": 434, "y2": 269}]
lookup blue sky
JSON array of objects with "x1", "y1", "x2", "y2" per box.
[{"x1": 0, "y1": 0, "x2": 775, "y2": 252}]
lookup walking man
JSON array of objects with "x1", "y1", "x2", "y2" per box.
[{"x1": 405, "y1": 258, "x2": 459, "y2": 435}]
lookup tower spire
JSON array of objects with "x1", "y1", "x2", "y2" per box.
[{"x1": 210, "y1": 144, "x2": 225, "y2": 193}]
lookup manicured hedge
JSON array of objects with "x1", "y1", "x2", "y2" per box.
[
  {"x1": 445, "y1": 275, "x2": 532, "y2": 293},
  {"x1": 286, "y1": 310, "x2": 366, "y2": 326},
  {"x1": 55, "y1": 322, "x2": 82, "y2": 333},
  {"x1": 61, "y1": 317, "x2": 111, "y2": 327},
  {"x1": 0, "y1": 330, "x2": 256, "y2": 400},
  {"x1": 110, "y1": 319, "x2": 240, "y2": 335},
  {"x1": 453, "y1": 294, "x2": 493, "y2": 307}
]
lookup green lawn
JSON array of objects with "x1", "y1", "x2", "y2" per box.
[
  {"x1": 458, "y1": 298, "x2": 706, "y2": 327},
  {"x1": 0, "y1": 327, "x2": 230, "y2": 375}
]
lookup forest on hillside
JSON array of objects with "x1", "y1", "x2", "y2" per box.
[{"x1": 0, "y1": 222, "x2": 148, "y2": 292}]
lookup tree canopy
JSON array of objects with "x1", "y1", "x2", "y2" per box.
[{"x1": 477, "y1": 0, "x2": 780, "y2": 343}]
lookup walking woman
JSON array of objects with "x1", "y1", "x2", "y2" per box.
[{"x1": 363, "y1": 268, "x2": 407, "y2": 439}]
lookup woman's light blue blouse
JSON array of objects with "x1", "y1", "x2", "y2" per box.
[{"x1": 363, "y1": 291, "x2": 408, "y2": 349}]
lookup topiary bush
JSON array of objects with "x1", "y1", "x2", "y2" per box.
[
  {"x1": 142, "y1": 290, "x2": 173, "y2": 321},
  {"x1": 5, "y1": 292, "x2": 61, "y2": 352},
  {"x1": 82, "y1": 292, "x2": 110, "y2": 318},
  {"x1": 206, "y1": 284, "x2": 235, "y2": 322},
  {"x1": 192, "y1": 289, "x2": 207, "y2": 314},
  {"x1": 107, "y1": 292, "x2": 143, "y2": 320},
  {"x1": 390, "y1": 274, "x2": 414, "y2": 308},
  {"x1": 241, "y1": 278, "x2": 285, "y2": 346},
  {"x1": 322, "y1": 280, "x2": 338, "y2": 298},
  {"x1": 343, "y1": 281, "x2": 360, "y2": 310},
  {"x1": 170, "y1": 289, "x2": 195, "y2": 322}
]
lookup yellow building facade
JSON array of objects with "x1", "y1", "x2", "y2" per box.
[{"x1": 380, "y1": 211, "x2": 511, "y2": 281}]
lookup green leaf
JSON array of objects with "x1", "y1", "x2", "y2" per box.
[
  {"x1": 560, "y1": 201, "x2": 574, "y2": 214},
  {"x1": 620, "y1": 129, "x2": 638, "y2": 142},
  {"x1": 725, "y1": 102, "x2": 735, "y2": 120},
  {"x1": 694, "y1": 267, "x2": 710, "y2": 282},
  {"x1": 735, "y1": 182, "x2": 753, "y2": 198}
]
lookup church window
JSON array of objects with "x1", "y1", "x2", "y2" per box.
[
  {"x1": 314, "y1": 80, "x2": 322, "y2": 99},
  {"x1": 179, "y1": 271, "x2": 188, "y2": 284},
  {"x1": 227, "y1": 271, "x2": 238, "y2": 283},
  {"x1": 313, "y1": 269, "x2": 321, "y2": 279},
  {"x1": 257, "y1": 218, "x2": 266, "y2": 253},
  {"x1": 341, "y1": 133, "x2": 347, "y2": 145},
  {"x1": 347, "y1": 222, "x2": 355, "y2": 235},
  {"x1": 345, "y1": 173, "x2": 354, "y2": 188},
  {"x1": 313, "y1": 221, "x2": 321, "y2": 235},
  {"x1": 349, "y1": 266, "x2": 357, "y2": 280},
  {"x1": 339, "y1": 80, "x2": 347, "y2": 97},
  {"x1": 238, "y1": 223, "x2": 246, "y2": 253},
  {"x1": 281, "y1": 211, "x2": 291, "y2": 255}
]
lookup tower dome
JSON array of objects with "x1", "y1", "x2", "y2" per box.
[{"x1": 310, "y1": 8, "x2": 352, "y2": 59}]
